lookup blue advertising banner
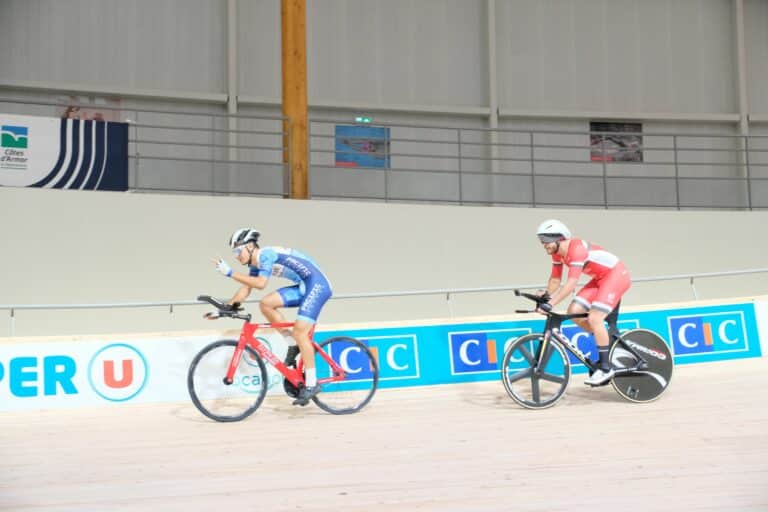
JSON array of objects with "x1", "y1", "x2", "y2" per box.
[
  {"x1": 334, "y1": 124, "x2": 390, "y2": 168},
  {"x1": 0, "y1": 114, "x2": 128, "y2": 191},
  {"x1": 314, "y1": 301, "x2": 761, "y2": 390}
]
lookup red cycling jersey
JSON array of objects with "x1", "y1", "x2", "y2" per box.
[
  {"x1": 550, "y1": 238, "x2": 631, "y2": 313},
  {"x1": 550, "y1": 239, "x2": 620, "y2": 281}
]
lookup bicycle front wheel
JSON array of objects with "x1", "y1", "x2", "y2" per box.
[
  {"x1": 187, "y1": 339, "x2": 269, "y2": 422},
  {"x1": 311, "y1": 336, "x2": 378, "y2": 415},
  {"x1": 501, "y1": 333, "x2": 571, "y2": 409},
  {"x1": 610, "y1": 329, "x2": 673, "y2": 403}
]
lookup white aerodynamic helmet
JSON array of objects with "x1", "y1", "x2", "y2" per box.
[
  {"x1": 228, "y1": 228, "x2": 260, "y2": 249},
  {"x1": 536, "y1": 219, "x2": 571, "y2": 243}
]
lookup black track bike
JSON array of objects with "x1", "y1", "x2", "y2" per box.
[{"x1": 501, "y1": 290, "x2": 674, "y2": 409}]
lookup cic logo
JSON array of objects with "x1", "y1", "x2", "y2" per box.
[
  {"x1": 363, "y1": 335, "x2": 419, "y2": 381},
  {"x1": 669, "y1": 312, "x2": 748, "y2": 355},
  {"x1": 88, "y1": 343, "x2": 149, "y2": 402},
  {"x1": 448, "y1": 328, "x2": 532, "y2": 375},
  {"x1": 323, "y1": 338, "x2": 377, "y2": 381}
]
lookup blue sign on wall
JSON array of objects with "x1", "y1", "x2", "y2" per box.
[
  {"x1": 315, "y1": 301, "x2": 761, "y2": 390},
  {"x1": 334, "y1": 125, "x2": 390, "y2": 168}
]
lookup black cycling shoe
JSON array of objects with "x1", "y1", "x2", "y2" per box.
[
  {"x1": 284, "y1": 345, "x2": 300, "y2": 367},
  {"x1": 283, "y1": 378, "x2": 300, "y2": 398},
  {"x1": 292, "y1": 385, "x2": 320, "y2": 406}
]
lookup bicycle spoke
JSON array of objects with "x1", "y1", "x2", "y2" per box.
[
  {"x1": 531, "y1": 375, "x2": 541, "y2": 403},
  {"x1": 539, "y1": 372, "x2": 566, "y2": 384},
  {"x1": 517, "y1": 344, "x2": 535, "y2": 365},
  {"x1": 507, "y1": 367, "x2": 533, "y2": 384},
  {"x1": 539, "y1": 342, "x2": 555, "y2": 368}
]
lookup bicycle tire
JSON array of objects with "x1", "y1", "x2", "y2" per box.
[
  {"x1": 311, "y1": 336, "x2": 379, "y2": 415},
  {"x1": 610, "y1": 329, "x2": 674, "y2": 403},
  {"x1": 501, "y1": 333, "x2": 571, "y2": 409},
  {"x1": 187, "y1": 339, "x2": 269, "y2": 422}
]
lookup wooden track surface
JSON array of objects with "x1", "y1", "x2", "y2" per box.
[{"x1": 1, "y1": 358, "x2": 767, "y2": 512}]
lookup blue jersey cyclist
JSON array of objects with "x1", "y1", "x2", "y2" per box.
[{"x1": 213, "y1": 228, "x2": 333, "y2": 406}]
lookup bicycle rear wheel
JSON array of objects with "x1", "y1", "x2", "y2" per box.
[
  {"x1": 501, "y1": 333, "x2": 571, "y2": 409},
  {"x1": 187, "y1": 339, "x2": 269, "y2": 422},
  {"x1": 610, "y1": 329, "x2": 673, "y2": 403},
  {"x1": 311, "y1": 336, "x2": 378, "y2": 414}
]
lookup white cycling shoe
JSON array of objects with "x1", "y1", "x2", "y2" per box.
[{"x1": 584, "y1": 367, "x2": 615, "y2": 386}]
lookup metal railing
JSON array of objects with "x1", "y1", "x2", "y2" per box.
[
  {"x1": 309, "y1": 119, "x2": 768, "y2": 209},
  {"x1": 0, "y1": 97, "x2": 291, "y2": 197},
  {"x1": 3, "y1": 97, "x2": 768, "y2": 208},
  {"x1": 2, "y1": 268, "x2": 766, "y2": 337}
]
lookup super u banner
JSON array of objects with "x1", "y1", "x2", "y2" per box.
[{"x1": 0, "y1": 113, "x2": 128, "y2": 191}]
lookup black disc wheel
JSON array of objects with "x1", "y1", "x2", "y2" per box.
[{"x1": 610, "y1": 329, "x2": 674, "y2": 403}]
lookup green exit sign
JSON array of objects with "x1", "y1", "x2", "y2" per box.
[{"x1": 354, "y1": 116, "x2": 372, "y2": 124}]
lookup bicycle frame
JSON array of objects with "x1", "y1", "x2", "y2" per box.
[
  {"x1": 225, "y1": 320, "x2": 348, "y2": 388},
  {"x1": 538, "y1": 314, "x2": 649, "y2": 376}
]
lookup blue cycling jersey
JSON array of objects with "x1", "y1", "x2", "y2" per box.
[
  {"x1": 248, "y1": 246, "x2": 326, "y2": 283},
  {"x1": 247, "y1": 246, "x2": 332, "y2": 324}
]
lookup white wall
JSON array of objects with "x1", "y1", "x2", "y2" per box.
[
  {"x1": 0, "y1": 0, "x2": 227, "y2": 94},
  {"x1": 497, "y1": 0, "x2": 736, "y2": 114},
  {"x1": 745, "y1": 0, "x2": 768, "y2": 114},
  {"x1": 2, "y1": 187, "x2": 767, "y2": 337},
  {"x1": 2, "y1": 0, "x2": 766, "y2": 116}
]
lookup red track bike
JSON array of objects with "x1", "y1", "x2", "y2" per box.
[{"x1": 187, "y1": 295, "x2": 379, "y2": 422}]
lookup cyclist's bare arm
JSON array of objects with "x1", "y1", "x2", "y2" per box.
[
  {"x1": 549, "y1": 276, "x2": 579, "y2": 306},
  {"x1": 230, "y1": 273, "x2": 268, "y2": 290},
  {"x1": 544, "y1": 277, "x2": 561, "y2": 298},
  {"x1": 227, "y1": 284, "x2": 252, "y2": 306},
  {"x1": 227, "y1": 274, "x2": 269, "y2": 305}
]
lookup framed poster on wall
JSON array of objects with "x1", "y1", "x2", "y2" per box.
[
  {"x1": 335, "y1": 125, "x2": 391, "y2": 168},
  {"x1": 590, "y1": 122, "x2": 643, "y2": 162}
]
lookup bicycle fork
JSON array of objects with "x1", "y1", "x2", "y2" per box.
[{"x1": 223, "y1": 335, "x2": 249, "y2": 385}]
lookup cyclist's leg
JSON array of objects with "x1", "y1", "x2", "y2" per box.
[
  {"x1": 588, "y1": 265, "x2": 631, "y2": 372},
  {"x1": 605, "y1": 301, "x2": 621, "y2": 341},
  {"x1": 259, "y1": 290, "x2": 287, "y2": 324},
  {"x1": 264, "y1": 286, "x2": 303, "y2": 364},
  {"x1": 292, "y1": 278, "x2": 332, "y2": 404},
  {"x1": 569, "y1": 281, "x2": 598, "y2": 331}
]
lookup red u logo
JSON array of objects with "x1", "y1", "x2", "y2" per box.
[{"x1": 103, "y1": 360, "x2": 134, "y2": 388}]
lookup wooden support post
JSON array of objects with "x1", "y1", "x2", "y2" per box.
[{"x1": 281, "y1": 0, "x2": 308, "y2": 199}]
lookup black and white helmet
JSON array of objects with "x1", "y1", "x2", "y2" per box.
[
  {"x1": 536, "y1": 219, "x2": 571, "y2": 243},
  {"x1": 228, "y1": 228, "x2": 260, "y2": 249}
]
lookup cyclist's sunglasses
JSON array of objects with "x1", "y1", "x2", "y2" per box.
[
  {"x1": 538, "y1": 234, "x2": 562, "y2": 244},
  {"x1": 232, "y1": 245, "x2": 245, "y2": 256}
]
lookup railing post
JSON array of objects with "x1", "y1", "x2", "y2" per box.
[
  {"x1": 133, "y1": 110, "x2": 140, "y2": 190},
  {"x1": 10, "y1": 308, "x2": 15, "y2": 337},
  {"x1": 673, "y1": 135, "x2": 680, "y2": 210},
  {"x1": 530, "y1": 132, "x2": 536, "y2": 207},
  {"x1": 446, "y1": 292, "x2": 454, "y2": 317},
  {"x1": 307, "y1": 119, "x2": 312, "y2": 198},
  {"x1": 285, "y1": 119, "x2": 293, "y2": 198},
  {"x1": 457, "y1": 128, "x2": 463, "y2": 205},
  {"x1": 210, "y1": 115, "x2": 216, "y2": 194},
  {"x1": 690, "y1": 277, "x2": 699, "y2": 300},
  {"x1": 745, "y1": 135, "x2": 752, "y2": 211},
  {"x1": 384, "y1": 132, "x2": 390, "y2": 202},
  {"x1": 601, "y1": 136, "x2": 608, "y2": 209}
]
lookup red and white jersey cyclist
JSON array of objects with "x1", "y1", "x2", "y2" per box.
[{"x1": 535, "y1": 219, "x2": 631, "y2": 386}]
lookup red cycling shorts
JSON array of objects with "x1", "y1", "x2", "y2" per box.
[{"x1": 573, "y1": 262, "x2": 631, "y2": 313}]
